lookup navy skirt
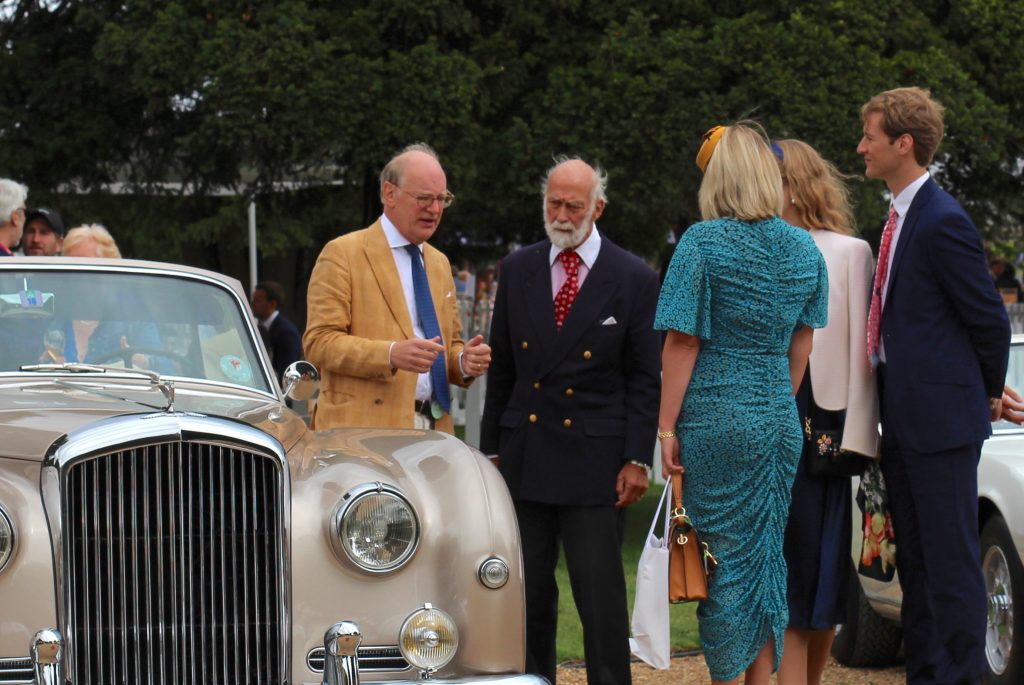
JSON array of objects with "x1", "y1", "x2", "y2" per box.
[{"x1": 783, "y1": 371, "x2": 852, "y2": 629}]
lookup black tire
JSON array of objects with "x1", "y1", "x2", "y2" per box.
[
  {"x1": 981, "y1": 514, "x2": 1024, "y2": 685},
  {"x1": 831, "y1": 561, "x2": 902, "y2": 666}
]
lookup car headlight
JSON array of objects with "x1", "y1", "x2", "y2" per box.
[
  {"x1": 0, "y1": 506, "x2": 14, "y2": 574},
  {"x1": 335, "y1": 483, "x2": 419, "y2": 573},
  {"x1": 478, "y1": 557, "x2": 510, "y2": 589},
  {"x1": 399, "y1": 603, "x2": 459, "y2": 672}
]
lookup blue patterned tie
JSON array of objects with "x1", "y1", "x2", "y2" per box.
[{"x1": 404, "y1": 244, "x2": 451, "y2": 413}]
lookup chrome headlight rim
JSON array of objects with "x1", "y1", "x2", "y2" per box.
[
  {"x1": 399, "y1": 603, "x2": 459, "y2": 672},
  {"x1": 478, "y1": 556, "x2": 510, "y2": 589},
  {"x1": 334, "y1": 482, "x2": 420, "y2": 574},
  {"x1": 0, "y1": 504, "x2": 15, "y2": 575}
]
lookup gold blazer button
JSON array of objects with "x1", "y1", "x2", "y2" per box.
[
  {"x1": 529, "y1": 414, "x2": 538, "y2": 423},
  {"x1": 563, "y1": 419, "x2": 572, "y2": 428},
  {"x1": 583, "y1": 350, "x2": 592, "y2": 359},
  {"x1": 521, "y1": 341, "x2": 529, "y2": 349}
]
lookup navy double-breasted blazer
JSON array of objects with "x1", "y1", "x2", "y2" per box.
[
  {"x1": 879, "y1": 178, "x2": 1010, "y2": 452},
  {"x1": 480, "y1": 236, "x2": 662, "y2": 506}
]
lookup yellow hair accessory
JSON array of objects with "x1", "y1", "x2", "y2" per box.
[{"x1": 696, "y1": 125, "x2": 726, "y2": 174}]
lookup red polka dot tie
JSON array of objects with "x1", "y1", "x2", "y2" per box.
[{"x1": 554, "y1": 249, "x2": 580, "y2": 329}]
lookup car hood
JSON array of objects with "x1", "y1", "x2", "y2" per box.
[{"x1": 0, "y1": 375, "x2": 306, "y2": 461}]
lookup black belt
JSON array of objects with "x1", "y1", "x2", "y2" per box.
[{"x1": 414, "y1": 400, "x2": 434, "y2": 418}]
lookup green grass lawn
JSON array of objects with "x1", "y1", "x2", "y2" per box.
[{"x1": 554, "y1": 485, "x2": 701, "y2": 661}]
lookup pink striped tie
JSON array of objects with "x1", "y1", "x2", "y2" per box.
[{"x1": 867, "y1": 206, "x2": 898, "y2": 366}]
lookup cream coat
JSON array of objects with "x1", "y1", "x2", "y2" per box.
[
  {"x1": 303, "y1": 221, "x2": 469, "y2": 433},
  {"x1": 808, "y1": 229, "x2": 880, "y2": 458}
]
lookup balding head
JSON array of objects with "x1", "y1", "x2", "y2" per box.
[{"x1": 380, "y1": 143, "x2": 450, "y2": 245}]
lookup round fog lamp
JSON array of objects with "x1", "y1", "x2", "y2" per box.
[
  {"x1": 478, "y1": 557, "x2": 509, "y2": 589},
  {"x1": 0, "y1": 506, "x2": 14, "y2": 574},
  {"x1": 399, "y1": 604, "x2": 459, "y2": 672}
]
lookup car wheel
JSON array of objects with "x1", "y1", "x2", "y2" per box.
[
  {"x1": 832, "y1": 561, "x2": 902, "y2": 667},
  {"x1": 981, "y1": 514, "x2": 1024, "y2": 685}
]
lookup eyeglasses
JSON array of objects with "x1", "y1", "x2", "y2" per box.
[
  {"x1": 396, "y1": 186, "x2": 455, "y2": 209},
  {"x1": 546, "y1": 198, "x2": 587, "y2": 215}
]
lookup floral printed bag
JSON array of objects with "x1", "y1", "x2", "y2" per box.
[{"x1": 856, "y1": 460, "x2": 897, "y2": 581}]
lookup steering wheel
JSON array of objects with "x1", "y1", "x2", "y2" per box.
[{"x1": 91, "y1": 346, "x2": 190, "y2": 370}]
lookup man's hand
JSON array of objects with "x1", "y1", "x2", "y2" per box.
[
  {"x1": 390, "y1": 337, "x2": 445, "y2": 374},
  {"x1": 999, "y1": 384, "x2": 1024, "y2": 425},
  {"x1": 461, "y1": 335, "x2": 492, "y2": 377},
  {"x1": 615, "y1": 462, "x2": 649, "y2": 508}
]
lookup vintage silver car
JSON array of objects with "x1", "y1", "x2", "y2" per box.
[
  {"x1": 833, "y1": 335, "x2": 1024, "y2": 685},
  {"x1": 0, "y1": 257, "x2": 543, "y2": 685}
]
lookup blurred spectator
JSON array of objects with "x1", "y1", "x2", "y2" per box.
[
  {"x1": 22, "y1": 208, "x2": 66, "y2": 256},
  {"x1": 0, "y1": 178, "x2": 28, "y2": 256},
  {"x1": 251, "y1": 280, "x2": 303, "y2": 385},
  {"x1": 62, "y1": 224, "x2": 121, "y2": 258},
  {"x1": 990, "y1": 256, "x2": 1022, "y2": 304}
]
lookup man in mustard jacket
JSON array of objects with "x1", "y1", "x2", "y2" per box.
[{"x1": 304, "y1": 143, "x2": 491, "y2": 432}]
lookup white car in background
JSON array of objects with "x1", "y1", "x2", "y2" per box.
[{"x1": 833, "y1": 335, "x2": 1024, "y2": 685}]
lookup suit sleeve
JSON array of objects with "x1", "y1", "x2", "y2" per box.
[
  {"x1": 303, "y1": 240, "x2": 395, "y2": 381},
  {"x1": 927, "y1": 209, "x2": 1011, "y2": 398},
  {"x1": 841, "y1": 240, "x2": 879, "y2": 458},
  {"x1": 622, "y1": 265, "x2": 662, "y2": 467},
  {"x1": 480, "y1": 270, "x2": 514, "y2": 455}
]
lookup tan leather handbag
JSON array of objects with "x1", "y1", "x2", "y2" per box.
[{"x1": 668, "y1": 472, "x2": 716, "y2": 603}]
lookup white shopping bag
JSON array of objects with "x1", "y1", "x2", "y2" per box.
[{"x1": 628, "y1": 477, "x2": 672, "y2": 669}]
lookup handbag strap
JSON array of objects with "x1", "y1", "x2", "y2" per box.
[
  {"x1": 671, "y1": 469, "x2": 685, "y2": 514},
  {"x1": 645, "y1": 478, "x2": 672, "y2": 542}
]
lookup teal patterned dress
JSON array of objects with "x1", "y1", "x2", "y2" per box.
[{"x1": 655, "y1": 217, "x2": 828, "y2": 681}]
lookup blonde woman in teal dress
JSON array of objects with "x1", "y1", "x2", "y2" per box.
[{"x1": 656, "y1": 122, "x2": 829, "y2": 684}]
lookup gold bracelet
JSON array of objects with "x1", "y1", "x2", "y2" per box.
[{"x1": 657, "y1": 430, "x2": 676, "y2": 439}]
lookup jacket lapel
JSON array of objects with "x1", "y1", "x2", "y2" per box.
[
  {"x1": 883, "y1": 178, "x2": 935, "y2": 311},
  {"x1": 364, "y1": 221, "x2": 415, "y2": 339},
  {"x1": 523, "y1": 243, "x2": 557, "y2": 362},
  {"x1": 537, "y1": 242, "x2": 618, "y2": 379}
]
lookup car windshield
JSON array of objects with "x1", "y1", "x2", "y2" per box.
[{"x1": 0, "y1": 267, "x2": 272, "y2": 393}]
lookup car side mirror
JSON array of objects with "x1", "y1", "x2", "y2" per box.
[{"x1": 283, "y1": 361, "x2": 320, "y2": 401}]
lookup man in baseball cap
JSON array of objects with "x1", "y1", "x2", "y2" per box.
[{"x1": 22, "y1": 207, "x2": 66, "y2": 256}]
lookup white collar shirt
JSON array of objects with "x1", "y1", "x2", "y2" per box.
[
  {"x1": 879, "y1": 171, "x2": 930, "y2": 363},
  {"x1": 549, "y1": 224, "x2": 602, "y2": 298},
  {"x1": 381, "y1": 213, "x2": 433, "y2": 402}
]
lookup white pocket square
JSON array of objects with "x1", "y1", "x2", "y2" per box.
[{"x1": 600, "y1": 316, "x2": 618, "y2": 326}]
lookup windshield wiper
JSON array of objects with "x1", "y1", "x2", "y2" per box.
[{"x1": 20, "y1": 362, "x2": 176, "y2": 411}]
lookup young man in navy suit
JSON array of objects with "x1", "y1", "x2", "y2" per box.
[
  {"x1": 858, "y1": 87, "x2": 1018, "y2": 685},
  {"x1": 481, "y1": 157, "x2": 661, "y2": 685}
]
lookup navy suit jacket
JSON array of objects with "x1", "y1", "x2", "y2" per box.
[
  {"x1": 480, "y1": 237, "x2": 661, "y2": 506},
  {"x1": 880, "y1": 178, "x2": 1010, "y2": 453},
  {"x1": 261, "y1": 313, "x2": 303, "y2": 384}
]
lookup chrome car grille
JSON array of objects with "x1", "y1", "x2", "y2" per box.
[
  {"x1": 0, "y1": 657, "x2": 33, "y2": 684},
  {"x1": 306, "y1": 646, "x2": 411, "y2": 673},
  {"x1": 62, "y1": 440, "x2": 286, "y2": 685}
]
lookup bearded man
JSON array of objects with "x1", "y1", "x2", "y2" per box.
[{"x1": 480, "y1": 156, "x2": 661, "y2": 685}]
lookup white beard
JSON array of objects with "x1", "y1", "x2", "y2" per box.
[{"x1": 544, "y1": 213, "x2": 593, "y2": 250}]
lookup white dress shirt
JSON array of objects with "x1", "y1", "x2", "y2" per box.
[
  {"x1": 549, "y1": 225, "x2": 602, "y2": 298},
  {"x1": 879, "y1": 172, "x2": 930, "y2": 363}
]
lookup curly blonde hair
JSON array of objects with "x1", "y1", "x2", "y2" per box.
[{"x1": 774, "y1": 139, "x2": 855, "y2": 236}]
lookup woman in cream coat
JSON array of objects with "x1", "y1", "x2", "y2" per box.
[{"x1": 772, "y1": 139, "x2": 879, "y2": 685}]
